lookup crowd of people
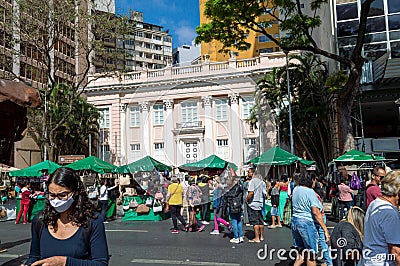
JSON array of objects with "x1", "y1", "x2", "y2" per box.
[{"x1": 6, "y1": 163, "x2": 399, "y2": 266}]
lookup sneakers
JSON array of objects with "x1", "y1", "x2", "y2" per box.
[
  {"x1": 202, "y1": 221, "x2": 210, "y2": 225},
  {"x1": 198, "y1": 225, "x2": 205, "y2": 232},
  {"x1": 184, "y1": 224, "x2": 189, "y2": 232},
  {"x1": 268, "y1": 225, "x2": 276, "y2": 229},
  {"x1": 210, "y1": 230, "x2": 220, "y2": 235},
  {"x1": 103, "y1": 221, "x2": 109, "y2": 224},
  {"x1": 171, "y1": 229, "x2": 179, "y2": 234},
  {"x1": 239, "y1": 236, "x2": 244, "y2": 243},
  {"x1": 230, "y1": 238, "x2": 240, "y2": 244},
  {"x1": 277, "y1": 225, "x2": 283, "y2": 228}
]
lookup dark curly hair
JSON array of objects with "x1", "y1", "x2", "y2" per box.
[{"x1": 42, "y1": 167, "x2": 96, "y2": 232}]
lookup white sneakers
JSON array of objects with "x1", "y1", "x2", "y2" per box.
[
  {"x1": 230, "y1": 238, "x2": 240, "y2": 243},
  {"x1": 230, "y1": 237, "x2": 244, "y2": 243},
  {"x1": 210, "y1": 230, "x2": 220, "y2": 235},
  {"x1": 201, "y1": 221, "x2": 210, "y2": 225}
]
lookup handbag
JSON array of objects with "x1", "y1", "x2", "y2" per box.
[
  {"x1": 136, "y1": 204, "x2": 150, "y2": 214},
  {"x1": 145, "y1": 197, "x2": 153, "y2": 207},
  {"x1": 129, "y1": 199, "x2": 139, "y2": 208},
  {"x1": 350, "y1": 173, "x2": 362, "y2": 190},
  {"x1": 153, "y1": 199, "x2": 163, "y2": 213},
  {"x1": 154, "y1": 192, "x2": 164, "y2": 201}
]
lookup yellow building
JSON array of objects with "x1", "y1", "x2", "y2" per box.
[{"x1": 199, "y1": 0, "x2": 281, "y2": 62}]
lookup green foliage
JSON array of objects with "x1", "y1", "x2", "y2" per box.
[
  {"x1": 250, "y1": 53, "x2": 333, "y2": 172},
  {"x1": 325, "y1": 71, "x2": 348, "y2": 93},
  {"x1": 28, "y1": 84, "x2": 100, "y2": 160}
]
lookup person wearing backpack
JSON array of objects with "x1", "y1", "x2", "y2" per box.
[
  {"x1": 186, "y1": 177, "x2": 205, "y2": 232},
  {"x1": 224, "y1": 174, "x2": 244, "y2": 244},
  {"x1": 23, "y1": 167, "x2": 109, "y2": 266},
  {"x1": 365, "y1": 166, "x2": 386, "y2": 209}
]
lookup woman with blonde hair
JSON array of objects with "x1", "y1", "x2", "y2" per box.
[{"x1": 331, "y1": 206, "x2": 365, "y2": 266}]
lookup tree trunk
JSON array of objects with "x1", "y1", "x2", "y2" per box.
[{"x1": 338, "y1": 66, "x2": 361, "y2": 153}]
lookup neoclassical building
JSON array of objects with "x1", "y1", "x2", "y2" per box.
[{"x1": 85, "y1": 53, "x2": 293, "y2": 171}]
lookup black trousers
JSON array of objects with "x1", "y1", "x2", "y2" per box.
[
  {"x1": 200, "y1": 202, "x2": 210, "y2": 221},
  {"x1": 170, "y1": 205, "x2": 187, "y2": 230}
]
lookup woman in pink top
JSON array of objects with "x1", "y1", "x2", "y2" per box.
[{"x1": 337, "y1": 177, "x2": 353, "y2": 219}]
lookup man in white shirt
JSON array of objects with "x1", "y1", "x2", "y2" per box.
[
  {"x1": 99, "y1": 179, "x2": 119, "y2": 223},
  {"x1": 246, "y1": 173, "x2": 266, "y2": 243}
]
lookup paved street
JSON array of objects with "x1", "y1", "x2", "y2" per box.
[{"x1": 0, "y1": 211, "x2": 337, "y2": 266}]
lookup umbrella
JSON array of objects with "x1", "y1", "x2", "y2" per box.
[
  {"x1": 249, "y1": 146, "x2": 314, "y2": 166},
  {"x1": 9, "y1": 160, "x2": 61, "y2": 177},
  {"x1": 178, "y1": 155, "x2": 238, "y2": 172},
  {"x1": 333, "y1": 149, "x2": 387, "y2": 162},
  {"x1": 116, "y1": 156, "x2": 172, "y2": 174},
  {"x1": 66, "y1": 156, "x2": 116, "y2": 174}
]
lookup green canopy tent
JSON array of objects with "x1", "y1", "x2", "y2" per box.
[
  {"x1": 116, "y1": 156, "x2": 172, "y2": 174},
  {"x1": 249, "y1": 146, "x2": 314, "y2": 166},
  {"x1": 9, "y1": 160, "x2": 61, "y2": 177},
  {"x1": 178, "y1": 154, "x2": 238, "y2": 172},
  {"x1": 333, "y1": 149, "x2": 387, "y2": 163},
  {"x1": 65, "y1": 156, "x2": 117, "y2": 174}
]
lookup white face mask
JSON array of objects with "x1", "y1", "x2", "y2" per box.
[{"x1": 50, "y1": 196, "x2": 74, "y2": 213}]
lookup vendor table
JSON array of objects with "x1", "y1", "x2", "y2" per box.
[
  {"x1": 16, "y1": 195, "x2": 46, "y2": 223},
  {"x1": 122, "y1": 195, "x2": 169, "y2": 221}
]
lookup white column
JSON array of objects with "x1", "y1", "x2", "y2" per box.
[
  {"x1": 202, "y1": 96, "x2": 213, "y2": 157},
  {"x1": 163, "y1": 99, "x2": 174, "y2": 165},
  {"x1": 140, "y1": 102, "x2": 150, "y2": 157},
  {"x1": 229, "y1": 93, "x2": 241, "y2": 170},
  {"x1": 119, "y1": 103, "x2": 128, "y2": 165}
]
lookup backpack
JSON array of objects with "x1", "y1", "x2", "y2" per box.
[
  {"x1": 33, "y1": 211, "x2": 92, "y2": 258},
  {"x1": 360, "y1": 183, "x2": 376, "y2": 210},
  {"x1": 350, "y1": 173, "x2": 362, "y2": 190}
]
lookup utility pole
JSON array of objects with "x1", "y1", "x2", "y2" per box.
[{"x1": 285, "y1": 51, "x2": 294, "y2": 154}]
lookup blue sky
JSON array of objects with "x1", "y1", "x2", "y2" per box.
[{"x1": 116, "y1": 0, "x2": 200, "y2": 48}]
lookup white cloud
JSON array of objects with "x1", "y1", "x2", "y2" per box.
[{"x1": 174, "y1": 25, "x2": 196, "y2": 46}]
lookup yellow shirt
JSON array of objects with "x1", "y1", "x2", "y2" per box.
[{"x1": 168, "y1": 182, "x2": 183, "y2": 205}]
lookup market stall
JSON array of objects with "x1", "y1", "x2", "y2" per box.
[
  {"x1": 9, "y1": 160, "x2": 61, "y2": 223},
  {"x1": 329, "y1": 149, "x2": 390, "y2": 219},
  {"x1": 66, "y1": 156, "x2": 118, "y2": 219},
  {"x1": 179, "y1": 154, "x2": 238, "y2": 222},
  {"x1": 248, "y1": 146, "x2": 314, "y2": 222},
  {"x1": 116, "y1": 156, "x2": 172, "y2": 221}
]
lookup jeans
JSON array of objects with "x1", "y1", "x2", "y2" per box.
[
  {"x1": 99, "y1": 200, "x2": 108, "y2": 221},
  {"x1": 170, "y1": 205, "x2": 187, "y2": 230},
  {"x1": 316, "y1": 218, "x2": 333, "y2": 265},
  {"x1": 200, "y1": 202, "x2": 210, "y2": 221},
  {"x1": 229, "y1": 212, "x2": 243, "y2": 239},
  {"x1": 291, "y1": 216, "x2": 318, "y2": 253}
]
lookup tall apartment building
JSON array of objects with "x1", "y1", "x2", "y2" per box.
[
  {"x1": 172, "y1": 42, "x2": 201, "y2": 66},
  {"x1": 199, "y1": 0, "x2": 281, "y2": 62},
  {"x1": 94, "y1": 11, "x2": 173, "y2": 73}
]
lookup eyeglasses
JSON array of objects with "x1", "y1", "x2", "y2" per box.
[{"x1": 46, "y1": 191, "x2": 73, "y2": 200}]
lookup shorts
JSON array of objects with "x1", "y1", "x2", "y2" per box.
[
  {"x1": 270, "y1": 206, "x2": 279, "y2": 217},
  {"x1": 291, "y1": 216, "x2": 318, "y2": 253},
  {"x1": 188, "y1": 205, "x2": 200, "y2": 212},
  {"x1": 248, "y1": 207, "x2": 264, "y2": 226}
]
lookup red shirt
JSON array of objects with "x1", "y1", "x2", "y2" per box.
[
  {"x1": 20, "y1": 188, "x2": 31, "y2": 205},
  {"x1": 366, "y1": 184, "x2": 382, "y2": 209}
]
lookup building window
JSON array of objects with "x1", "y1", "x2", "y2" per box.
[
  {"x1": 258, "y1": 35, "x2": 272, "y2": 43},
  {"x1": 135, "y1": 30, "x2": 143, "y2": 37},
  {"x1": 153, "y1": 143, "x2": 165, "y2": 163},
  {"x1": 216, "y1": 139, "x2": 229, "y2": 160},
  {"x1": 259, "y1": 48, "x2": 273, "y2": 53},
  {"x1": 243, "y1": 138, "x2": 258, "y2": 162},
  {"x1": 130, "y1": 144, "x2": 140, "y2": 151},
  {"x1": 153, "y1": 104, "x2": 164, "y2": 125},
  {"x1": 215, "y1": 99, "x2": 228, "y2": 121},
  {"x1": 388, "y1": 0, "x2": 400, "y2": 14},
  {"x1": 242, "y1": 97, "x2": 255, "y2": 119},
  {"x1": 98, "y1": 107, "x2": 110, "y2": 128},
  {"x1": 181, "y1": 102, "x2": 198, "y2": 123},
  {"x1": 336, "y1": 3, "x2": 358, "y2": 21},
  {"x1": 130, "y1": 106, "x2": 140, "y2": 127}
]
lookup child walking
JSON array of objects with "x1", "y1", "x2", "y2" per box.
[{"x1": 268, "y1": 180, "x2": 282, "y2": 228}]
